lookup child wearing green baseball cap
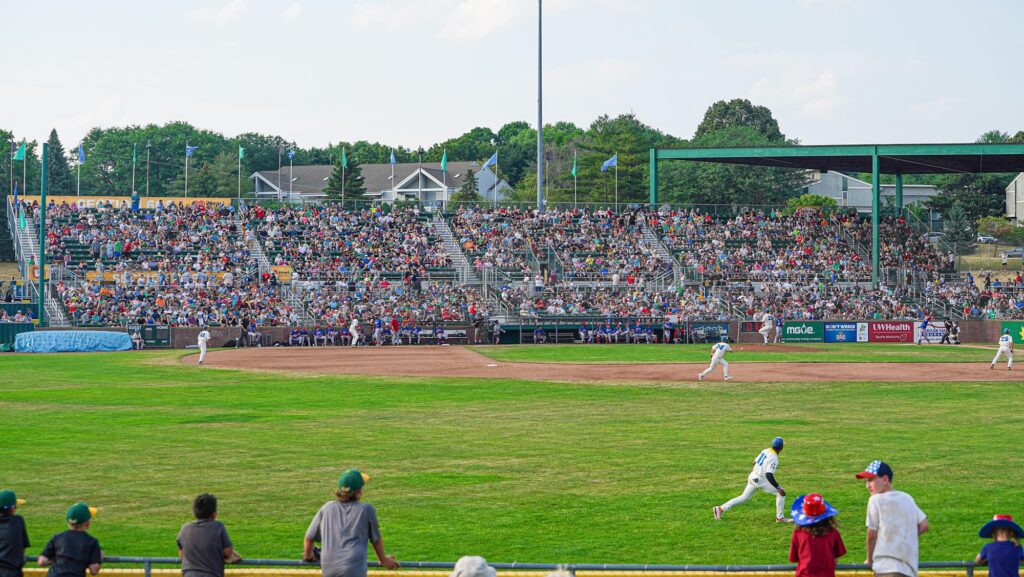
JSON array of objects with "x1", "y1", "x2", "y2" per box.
[
  {"x1": 0, "y1": 489, "x2": 30, "y2": 577},
  {"x1": 38, "y1": 502, "x2": 103, "y2": 577}
]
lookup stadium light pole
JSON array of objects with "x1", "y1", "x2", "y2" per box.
[
  {"x1": 536, "y1": 0, "x2": 544, "y2": 212},
  {"x1": 38, "y1": 142, "x2": 47, "y2": 325}
]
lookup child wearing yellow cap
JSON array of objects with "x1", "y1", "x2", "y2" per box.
[
  {"x1": 38, "y1": 503, "x2": 103, "y2": 577},
  {"x1": 0, "y1": 490, "x2": 30, "y2": 577}
]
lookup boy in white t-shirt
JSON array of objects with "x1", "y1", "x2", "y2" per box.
[{"x1": 855, "y1": 460, "x2": 929, "y2": 577}]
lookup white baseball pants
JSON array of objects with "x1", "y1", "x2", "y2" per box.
[
  {"x1": 992, "y1": 348, "x2": 1013, "y2": 368},
  {"x1": 198, "y1": 343, "x2": 207, "y2": 363},
  {"x1": 721, "y1": 477, "x2": 785, "y2": 519},
  {"x1": 699, "y1": 357, "x2": 729, "y2": 379},
  {"x1": 759, "y1": 326, "x2": 771, "y2": 343}
]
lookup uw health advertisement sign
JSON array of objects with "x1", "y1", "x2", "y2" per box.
[
  {"x1": 868, "y1": 321, "x2": 913, "y2": 343},
  {"x1": 780, "y1": 321, "x2": 822, "y2": 342}
]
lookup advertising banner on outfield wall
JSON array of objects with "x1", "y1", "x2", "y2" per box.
[
  {"x1": 868, "y1": 321, "x2": 913, "y2": 343},
  {"x1": 780, "y1": 321, "x2": 823, "y2": 342},
  {"x1": 914, "y1": 322, "x2": 947, "y2": 343},
  {"x1": 688, "y1": 322, "x2": 729, "y2": 343},
  {"x1": 824, "y1": 322, "x2": 858, "y2": 343},
  {"x1": 1001, "y1": 321, "x2": 1024, "y2": 341}
]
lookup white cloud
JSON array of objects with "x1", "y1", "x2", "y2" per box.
[
  {"x1": 908, "y1": 97, "x2": 958, "y2": 122},
  {"x1": 282, "y1": 2, "x2": 303, "y2": 22},
  {"x1": 189, "y1": 0, "x2": 246, "y2": 26},
  {"x1": 798, "y1": 0, "x2": 849, "y2": 8},
  {"x1": 351, "y1": 1, "x2": 426, "y2": 30},
  {"x1": 439, "y1": 0, "x2": 528, "y2": 41}
]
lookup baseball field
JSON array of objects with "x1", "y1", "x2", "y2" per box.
[{"x1": 2, "y1": 344, "x2": 1021, "y2": 566}]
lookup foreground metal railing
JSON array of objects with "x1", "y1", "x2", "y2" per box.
[{"x1": 24, "y1": 556, "x2": 982, "y2": 577}]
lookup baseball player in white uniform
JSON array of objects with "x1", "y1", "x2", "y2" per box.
[
  {"x1": 713, "y1": 437, "x2": 791, "y2": 523},
  {"x1": 698, "y1": 336, "x2": 733, "y2": 381},
  {"x1": 349, "y1": 318, "x2": 361, "y2": 347},
  {"x1": 759, "y1": 312, "x2": 775, "y2": 344},
  {"x1": 991, "y1": 328, "x2": 1013, "y2": 370},
  {"x1": 197, "y1": 326, "x2": 211, "y2": 364}
]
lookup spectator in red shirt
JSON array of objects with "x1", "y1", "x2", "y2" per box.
[{"x1": 789, "y1": 493, "x2": 846, "y2": 577}]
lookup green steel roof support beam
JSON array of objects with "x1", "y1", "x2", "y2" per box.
[
  {"x1": 895, "y1": 171, "x2": 904, "y2": 217},
  {"x1": 649, "y1": 148, "x2": 658, "y2": 206},
  {"x1": 38, "y1": 142, "x2": 48, "y2": 326},
  {"x1": 872, "y1": 151, "x2": 880, "y2": 287}
]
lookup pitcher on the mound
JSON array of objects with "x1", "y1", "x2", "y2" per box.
[
  {"x1": 698, "y1": 336, "x2": 732, "y2": 381},
  {"x1": 713, "y1": 437, "x2": 791, "y2": 523},
  {"x1": 991, "y1": 328, "x2": 1013, "y2": 370}
]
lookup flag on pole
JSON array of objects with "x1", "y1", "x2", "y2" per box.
[
  {"x1": 482, "y1": 152, "x2": 497, "y2": 169},
  {"x1": 239, "y1": 146, "x2": 245, "y2": 159},
  {"x1": 185, "y1": 145, "x2": 199, "y2": 158},
  {"x1": 571, "y1": 150, "x2": 577, "y2": 178},
  {"x1": 77, "y1": 144, "x2": 86, "y2": 164},
  {"x1": 389, "y1": 150, "x2": 397, "y2": 165},
  {"x1": 12, "y1": 143, "x2": 25, "y2": 161},
  {"x1": 341, "y1": 147, "x2": 348, "y2": 168},
  {"x1": 18, "y1": 205, "x2": 26, "y2": 230},
  {"x1": 601, "y1": 153, "x2": 618, "y2": 172},
  {"x1": 441, "y1": 149, "x2": 448, "y2": 173},
  {"x1": 12, "y1": 181, "x2": 17, "y2": 206},
  {"x1": 287, "y1": 148, "x2": 295, "y2": 160}
]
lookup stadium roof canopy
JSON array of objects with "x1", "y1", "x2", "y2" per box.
[
  {"x1": 648, "y1": 142, "x2": 1024, "y2": 285},
  {"x1": 650, "y1": 143, "x2": 1024, "y2": 175}
]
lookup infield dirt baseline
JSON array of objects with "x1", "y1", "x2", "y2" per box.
[{"x1": 185, "y1": 346, "x2": 1018, "y2": 383}]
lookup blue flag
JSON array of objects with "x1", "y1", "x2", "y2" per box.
[
  {"x1": 389, "y1": 150, "x2": 397, "y2": 165},
  {"x1": 185, "y1": 145, "x2": 199, "y2": 158},
  {"x1": 287, "y1": 148, "x2": 295, "y2": 160},
  {"x1": 482, "y1": 152, "x2": 498, "y2": 168},
  {"x1": 77, "y1": 144, "x2": 86, "y2": 163},
  {"x1": 601, "y1": 153, "x2": 618, "y2": 172}
]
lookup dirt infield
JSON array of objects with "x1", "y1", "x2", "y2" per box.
[{"x1": 185, "y1": 346, "x2": 1020, "y2": 383}]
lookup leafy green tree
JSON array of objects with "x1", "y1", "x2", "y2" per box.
[
  {"x1": 787, "y1": 193, "x2": 838, "y2": 213},
  {"x1": 324, "y1": 154, "x2": 365, "y2": 199},
  {"x1": 942, "y1": 201, "x2": 973, "y2": 244},
  {"x1": 7, "y1": 138, "x2": 41, "y2": 197},
  {"x1": 426, "y1": 127, "x2": 496, "y2": 165},
  {"x1": 0, "y1": 130, "x2": 14, "y2": 195},
  {"x1": 45, "y1": 129, "x2": 75, "y2": 196},
  {"x1": 695, "y1": 99, "x2": 785, "y2": 142},
  {"x1": 451, "y1": 169, "x2": 483, "y2": 202}
]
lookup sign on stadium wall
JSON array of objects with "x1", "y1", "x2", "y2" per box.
[
  {"x1": 9, "y1": 195, "x2": 232, "y2": 209},
  {"x1": 688, "y1": 322, "x2": 729, "y2": 342},
  {"x1": 914, "y1": 323, "x2": 947, "y2": 343},
  {"x1": 1001, "y1": 321, "x2": 1024, "y2": 341},
  {"x1": 868, "y1": 321, "x2": 913, "y2": 343},
  {"x1": 824, "y1": 322, "x2": 857, "y2": 343},
  {"x1": 780, "y1": 321, "x2": 822, "y2": 342}
]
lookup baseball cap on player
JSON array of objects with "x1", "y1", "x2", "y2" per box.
[
  {"x1": 0, "y1": 490, "x2": 25, "y2": 510},
  {"x1": 771, "y1": 437, "x2": 784, "y2": 450},
  {"x1": 66, "y1": 502, "x2": 98, "y2": 525},
  {"x1": 338, "y1": 469, "x2": 370, "y2": 492},
  {"x1": 855, "y1": 460, "x2": 894, "y2": 481},
  {"x1": 720, "y1": 335, "x2": 728, "y2": 342},
  {"x1": 1004, "y1": 329, "x2": 1011, "y2": 335},
  {"x1": 790, "y1": 493, "x2": 838, "y2": 527},
  {"x1": 978, "y1": 515, "x2": 1024, "y2": 538}
]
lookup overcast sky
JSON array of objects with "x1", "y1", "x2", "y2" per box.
[{"x1": 4, "y1": 0, "x2": 1022, "y2": 149}]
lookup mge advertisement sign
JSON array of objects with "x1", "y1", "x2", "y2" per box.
[{"x1": 780, "y1": 321, "x2": 822, "y2": 342}]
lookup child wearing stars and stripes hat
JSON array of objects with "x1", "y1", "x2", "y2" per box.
[
  {"x1": 788, "y1": 493, "x2": 847, "y2": 577},
  {"x1": 975, "y1": 514, "x2": 1023, "y2": 577}
]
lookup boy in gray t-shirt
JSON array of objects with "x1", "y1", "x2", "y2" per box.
[
  {"x1": 304, "y1": 469, "x2": 399, "y2": 577},
  {"x1": 177, "y1": 494, "x2": 240, "y2": 577}
]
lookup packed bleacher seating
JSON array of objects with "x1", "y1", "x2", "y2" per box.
[
  {"x1": 721, "y1": 281, "x2": 918, "y2": 321},
  {"x1": 295, "y1": 279, "x2": 487, "y2": 326}
]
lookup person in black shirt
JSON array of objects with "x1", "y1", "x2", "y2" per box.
[
  {"x1": 38, "y1": 503, "x2": 102, "y2": 577},
  {"x1": 0, "y1": 490, "x2": 29, "y2": 577}
]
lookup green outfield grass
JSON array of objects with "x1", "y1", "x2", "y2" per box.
[
  {"x1": 1, "y1": 351, "x2": 1022, "y2": 566},
  {"x1": 471, "y1": 343, "x2": 995, "y2": 364}
]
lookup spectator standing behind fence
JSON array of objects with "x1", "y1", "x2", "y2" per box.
[
  {"x1": 303, "y1": 469, "x2": 399, "y2": 577},
  {"x1": 177, "y1": 494, "x2": 240, "y2": 577},
  {"x1": 0, "y1": 490, "x2": 29, "y2": 577},
  {"x1": 855, "y1": 461, "x2": 928, "y2": 577},
  {"x1": 788, "y1": 493, "x2": 846, "y2": 577},
  {"x1": 975, "y1": 515, "x2": 1023, "y2": 577},
  {"x1": 38, "y1": 502, "x2": 103, "y2": 577}
]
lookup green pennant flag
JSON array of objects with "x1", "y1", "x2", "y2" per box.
[
  {"x1": 441, "y1": 149, "x2": 448, "y2": 173},
  {"x1": 132, "y1": 143, "x2": 137, "y2": 165},
  {"x1": 571, "y1": 149, "x2": 577, "y2": 178},
  {"x1": 12, "y1": 143, "x2": 25, "y2": 161},
  {"x1": 238, "y1": 146, "x2": 245, "y2": 159},
  {"x1": 18, "y1": 205, "x2": 26, "y2": 230},
  {"x1": 341, "y1": 147, "x2": 348, "y2": 169}
]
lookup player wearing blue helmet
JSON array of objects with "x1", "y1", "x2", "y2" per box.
[
  {"x1": 698, "y1": 335, "x2": 732, "y2": 381},
  {"x1": 713, "y1": 436, "x2": 791, "y2": 523}
]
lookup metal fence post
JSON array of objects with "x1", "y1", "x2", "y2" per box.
[{"x1": 144, "y1": 561, "x2": 151, "y2": 577}]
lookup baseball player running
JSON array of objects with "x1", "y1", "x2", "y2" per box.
[
  {"x1": 991, "y1": 328, "x2": 1013, "y2": 370},
  {"x1": 349, "y1": 318, "x2": 361, "y2": 347},
  {"x1": 698, "y1": 336, "x2": 732, "y2": 381},
  {"x1": 759, "y1": 312, "x2": 775, "y2": 344},
  {"x1": 197, "y1": 326, "x2": 211, "y2": 364},
  {"x1": 713, "y1": 437, "x2": 791, "y2": 523}
]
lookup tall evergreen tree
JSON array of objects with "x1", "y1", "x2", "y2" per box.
[
  {"x1": 451, "y1": 169, "x2": 482, "y2": 202},
  {"x1": 46, "y1": 129, "x2": 75, "y2": 195},
  {"x1": 324, "y1": 153, "x2": 365, "y2": 199}
]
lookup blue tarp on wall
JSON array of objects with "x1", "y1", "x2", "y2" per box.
[{"x1": 15, "y1": 331, "x2": 132, "y2": 353}]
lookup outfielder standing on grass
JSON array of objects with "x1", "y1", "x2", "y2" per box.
[
  {"x1": 992, "y1": 329, "x2": 1013, "y2": 370},
  {"x1": 698, "y1": 336, "x2": 733, "y2": 382},
  {"x1": 197, "y1": 327, "x2": 210, "y2": 365},
  {"x1": 714, "y1": 437, "x2": 791, "y2": 523}
]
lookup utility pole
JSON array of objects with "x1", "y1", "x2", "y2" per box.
[{"x1": 536, "y1": 0, "x2": 544, "y2": 212}]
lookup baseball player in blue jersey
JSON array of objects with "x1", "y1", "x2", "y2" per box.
[
  {"x1": 714, "y1": 436, "x2": 791, "y2": 523},
  {"x1": 992, "y1": 328, "x2": 1013, "y2": 370},
  {"x1": 698, "y1": 336, "x2": 733, "y2": 381}
]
